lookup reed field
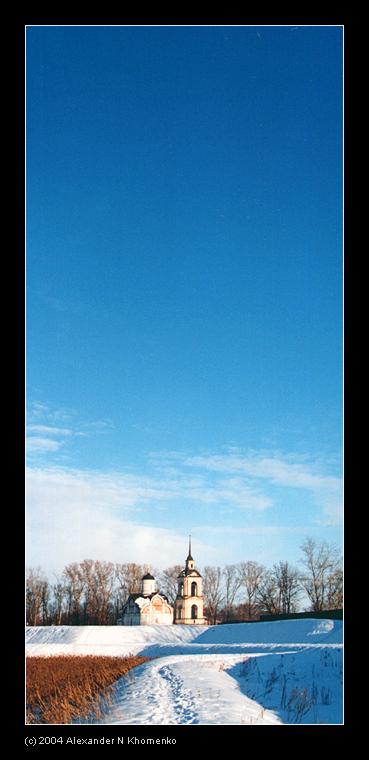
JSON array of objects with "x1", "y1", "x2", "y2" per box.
[{"x1": 26, "y1": 654, "x2": 149, "y2": 724}]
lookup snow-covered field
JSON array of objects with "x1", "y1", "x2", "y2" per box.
[
  {"x1": 26, "y1": 619, "x2": 343, "y2": 725},
  {"x1": 26, "y1": 623, "x2": 201, "y2": 657}
]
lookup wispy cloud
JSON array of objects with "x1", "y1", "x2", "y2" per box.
[
  {"x1": 28, "y1": 425, "x2": 75, "y2": 437},
  {"x1": 83, "y1": 419, "x2": 115, "y2": 431},
  {"x1": 28, "y1": 401, "x2": 49, "y2": 418},
  {"x1": 26, "y1": 462, "x2": 322, "y2": 574},
  {"x1": 27, "y1": 402, "x2": 109, "y2": 459},
  {"x1": 149, "y1": 449, "x2": 342, "y2": 525},
  {"x1": 182, "y1": 452, "x2": 342, "y2": 525},
  {"x1": 185, "y1": 453, "x2": 340, "y2": 491},
  {"x1": 195, "y1": 524, "x2": 305, "y2": 536},
  {"x1": 27, "y1": 438, "x2": 61, "y2": 453},
  {"x1": 26, "y1": 432, "x2": 342, "y2": 574},
  {"x1": 26, "y1": 466, "x2": 212, "y2": 573},
  {"x1": 26, "y1": 463, "x2": 270, "y2": 513},
  {"x1": 28, "y1": 401, "x2": 75, "y2": 424},
  {"x1": 26, "y1": 443, "x2": 342, "y2": 573}
]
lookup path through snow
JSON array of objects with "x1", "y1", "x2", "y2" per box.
[{"x1": 96, "y1": 655, "x2": 282, "y2": 725}]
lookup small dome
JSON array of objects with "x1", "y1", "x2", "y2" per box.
[{"x1": 142, "y1": 572, "x2": 155, "y2": 580}]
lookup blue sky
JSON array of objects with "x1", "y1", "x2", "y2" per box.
[{"x1": 26, "y1": 25, "x2": 343, "y2": 575}]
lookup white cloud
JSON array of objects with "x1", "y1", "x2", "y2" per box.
[
  {"x1": 26, "y1": 464, "x2": 271, "y2": 515},
  {"x1": 26, "y1": 467, "x2": 212, "y2": 574},
  {"x1": 84, "y1": 420, "x2": 114, "y2": 430},
  {"x1": 184, "y1": 452, "x2": 342, "y2": 525},
  {"x1": 28, "y1": 401, "x2": 74, "y2": 423},
  {"x1": 25, "y1": 458, "x2": 275, "y2": 575},
  {"x1": 208, "y1": 478, "x2": 272, "y2": 510},
  {"x1": 27, "y1": 438, "x2": 61, "y2": 453},
  {"x1": 26, "y1": 443, "x2": 343, "y2": 574},
  {"x1": 26, "y1": 403, "x2": 106, "y2": 460},
  {"x1": 28, "y1": 425, "x2": 74, "y2": 437},
  {"x1": 26, "y1": 449, "x2": 342, "y2": 574}
]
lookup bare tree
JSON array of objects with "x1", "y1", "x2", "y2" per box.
[
  {"x1": 26, "y1": 567, "x2": 49, "y2": 626},
  {"x1": 326, "y1": 568, "x2": 343, "y2": 610},
  {"x1": 255, "y1": 571, "x2": 281, "y2": 615},
  {"x1": 239, "y1": 561, "x2": 266, "y2": 619},
  {"x1": 158, "y1": 565, "x2": 183, "y2": 605},
  {"x1": 63, "y1": 562, "x2": 84, "y2": 624},
  {"x1": 299, "y1": 538, "x2": 342, "y2": 611},
  {"x1": 115, "y1": 563, "x2": 144, "y2": 598},
  {"x1": 73, "y1": 560, "x2": 116, "y2": 624},
  {"x1": 222, "y1": 564, "x2": 242, "y2": 620},
  {"x1": 91, "y1": 561, "x2": 115, "y2": 624},
  {"x1": 114, "y1": 563, "x2": 145, "y2": 621},
  {"x1": 40, "y1": 579, "x2": 50, "y2": 625},
  {"x1": 51, "y1": 577, "x2": 67, "y2": 625},
  {"x1": 79, "y1": 559, "x2": 95, "y2": 624},
  {"x1": 272, "y1": 561, "x2": 301, "y2": 614},
  {"x1": 203, "y1": 566, "x2": 224, "y2": 624}
]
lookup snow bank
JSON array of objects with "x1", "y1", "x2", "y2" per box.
[
  {"x1": 229, "y1": 647, "x2": 343, "y2": 724},
  {"x1": 26, "y1": 620, "x2": 343, "y2": 725},
  {"x1": 195, "y1": 618, "x2": 342, "y2": 645},
  {"x1": 26, "y1": 619, "x2": 342, "y2": 658},
  {"x1": 96, "y1": 648, "x2": 343, "y2": 725},
  {"x1": 26, "y1": 624, "x2": 204, "y2": 656}
]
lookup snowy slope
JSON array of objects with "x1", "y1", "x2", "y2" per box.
[
  {"x1": 229, "y1": 648, "x2": 343, "y2": 724},
  {"x1": 196, "y1": 618, "x2": 342, "y2": 645},
  {"x1": 26, "y1": 624, "x2": 203, "y2": 656},
  {"x1": 137, "y1": 619, "x2": 342, "y2": 657},
  {"x1": 94, "y1": 648, "x2": 342, "y2": 725},
  {"x1": 26, "y1": 618, "x2": 342, "y2": 657},
  {"x1": 27, "y1": 619, "x2": 343, "y2": 725}
]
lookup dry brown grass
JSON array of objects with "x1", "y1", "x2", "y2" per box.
[{"x1": 26, "y1": 654, "x2": 149, "y2": 724}]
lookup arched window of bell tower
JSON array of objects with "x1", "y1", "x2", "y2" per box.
[
  {"x1": 191, "y1": 604, "x2": 198, "y2": 620},
  {"x1": 191, "y1": 581, "x2": 197, "y2": 596}
]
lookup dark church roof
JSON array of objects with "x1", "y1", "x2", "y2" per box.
[
  {"x1": 142, "y1": 572, "x2": 155, "y2": 580},
  {"x1": 177, "y1": 568, "x2": 202, "y2": 578},
  {"x1": 124, "y1": 590, "x2": 170, "y2": 605}
]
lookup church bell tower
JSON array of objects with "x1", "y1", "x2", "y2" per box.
[{"x1": 174, "y1": 537, "x2": 205, "y2": 625}]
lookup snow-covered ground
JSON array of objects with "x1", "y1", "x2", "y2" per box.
[
  {"x1": 26, "y1": 623, "x2": 201, "y2": 657},
  {"x1": 26, "y1": 619, "x2": 343, "y2": 725},
  {"x1": 95, "y1": 655, "x2": 283, "y2": 725}
]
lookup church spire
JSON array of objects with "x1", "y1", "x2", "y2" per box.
[
  {"x1": 174, "y1": 535, "x2": 205, "y2": 624},
  {"x1": 187, "y1": 534, "x2": 193, "y2": 561}
]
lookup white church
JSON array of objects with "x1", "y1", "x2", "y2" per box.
[{"x1": 118, "y1": 538, "x2": 206, "y2": 626}]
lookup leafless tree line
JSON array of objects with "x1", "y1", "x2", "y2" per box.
[
  {"x1": 26, "y1": 561, "x2": 151, "y2": 626},
  {"x1": 26, "y1": 538, "x2": 342, "y2": 626},
  {"x1": 198, "y1": 559, "x2": 303, "y2": 624}
]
